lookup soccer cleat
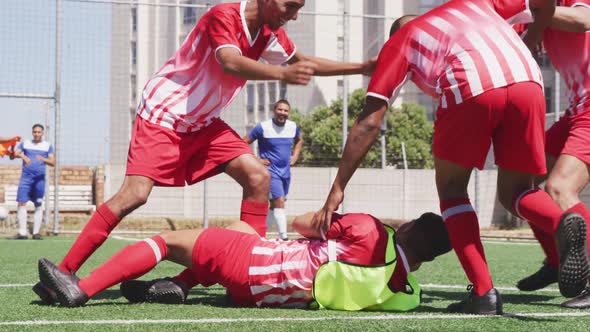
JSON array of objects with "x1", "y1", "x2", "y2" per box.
[
  {"x1": 15, "y1": 234, "x2": 28, "y2": 240},
  {"x1": 32, "y1": 234, "x2": 42, "y2": 240},
  {"x1": 120, "y1": 278, "x2": 188, "y2": 304},
  {"x1": 447, "y1": 285, "x2": 503, "y2": 315},
  {"x1": 555, "y1": 212, "x2": 590, "y2": 298},
  {"x1": 32, "y1": 281, "x2": 57, "y2": 305},
  {"x1": 561, "y1": 287, "x2": 590, "y2": 309},
  {"x1": 516, "y1": 261, "x2": 558, "y2": 291},
  {"x1": 38, "y1": 258, "x2": 88, "y2": 307}
]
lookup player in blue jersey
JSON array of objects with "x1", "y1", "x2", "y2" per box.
[
  {"x1": 243, "y1": 99, "x2": 303, "y2": 240},
  {"x1": 12, "y1": 124, "x2": 55, "y2": 240}
]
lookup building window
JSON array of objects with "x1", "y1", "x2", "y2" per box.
[
  {"x1": 268, "y1": 82, "x2": 277, "y2": 106},
  {"x1": 337, "y1": 79, "x2": 344, "y2": 97},
  {"x1": 247, "y1": 84, "x2": 255, "y2": 115},
  {"x1": 131, "y1": 41, "x2": 137, "y2": 65},
  {"x1": 184, "y1": 2, "x2": 197, "y2": 25},
  {"x1": 131, "y1": 7, "x2": 137, "y2": 32},
  {"x1": 257, "y1": 82, "x2": 266, "y2": 119},
  {"x1": 279, "y1": 82, "x2": 287, "y2": 99}
]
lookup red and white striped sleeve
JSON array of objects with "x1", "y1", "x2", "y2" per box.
[
  {"x1": 490, "y1": 0, "x2": 533, "y2": 24},
  {"x1": 366, "y1": 35, "x2": 411, "y2": 105},
  {"x1": 207, "y1": 8, "x2": 242, "y2": 61},
  {"x1": 261, "y1": 27, "x2": 297, "y2": 65}
]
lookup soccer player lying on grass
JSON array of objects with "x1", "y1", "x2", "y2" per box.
[{"x1": 37, "y1": 211, "x2": 451, "y2": 310}]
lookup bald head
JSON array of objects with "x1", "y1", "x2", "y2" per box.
[{"x1": 390, "y1": 15, "x2": 418, "y2": 36}]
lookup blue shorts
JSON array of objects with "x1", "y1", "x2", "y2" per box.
[
  {"x1": 16, "y1": 174, "x2": 45, "y2": 206},
  {"x1": 269, "y1": 174, "x2": 290, "y2": 200}
]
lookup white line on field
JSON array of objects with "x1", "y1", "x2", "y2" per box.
[{"x1": 3, "y1": 312, "x2": 590, "y2": 326}]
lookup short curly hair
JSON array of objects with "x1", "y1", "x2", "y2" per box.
[{"x1": 398, "y1": 212, "x2": 452, "y2": 263}]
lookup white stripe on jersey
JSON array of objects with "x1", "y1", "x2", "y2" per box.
[
  {"x1": 464, "y1": 30, "x2": 507, "y2": 88},
  {"x1": 249, "y1": 261, "x2": 308, "y2": 275},
  {"x1": 22, "y1": 141, "x2": 51, "y2": 152},
  {"x1": 250, "y1": 278, "x2": 312, "y2": 295},
  {"x1": 256, "y1": 290, "x2": 310, "y2": 306},
  {"x1": 483, "y1": 27, "x2": 529, "y2": 82},
  {"x1": 252, "y1": 244, "x2": 306, "y2": 256},
  {"x1": 451, "y1": 44, "x2": 484, "y2": 97},
  {"x1": 443, "y1": 66, "x2": 462, "y2": 107}
]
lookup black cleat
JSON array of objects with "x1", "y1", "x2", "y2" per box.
[
  {"x1": 38, "y1": 258, "x2": 88, "y2": 307},
  {"x1": 32, "y1": 234, "x2": 42, "y2": 240},
  {"x1": 516, "y1": 261, "x2": 558, "y2": 291},
  {"x1": 556, "y1": 212, "x2": 590, "y2": 298},
  {"x1": 33, "y1": 281, "x2": 57, "y2": 305},
  {"x1": 120, "y1": 278, "x2": 188, "y2": 304},
  {"x1": 447, "y1": 285, "x2": 503, "y2": 315},
  {"x1": 561, "y1": 288, "x2": 590, "y2": 309}
]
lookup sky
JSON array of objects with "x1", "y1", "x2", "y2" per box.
[{"x1": 0, "y1": 0, "x2": 111, "y2": 166}]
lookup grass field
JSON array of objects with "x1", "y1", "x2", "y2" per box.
[{"x1": 2, "y1": 236, "x2": 590, "y2": 331}]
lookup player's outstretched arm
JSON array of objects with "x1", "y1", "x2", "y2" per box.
[
  {"x1": 289, "y1": 52, "x2": 376, "y2": 77},
  {"x1": 551, "y1": 5, "x2": 590, "y2": 32},
  {"x1": 217, "y1": 47, "x2": 317, "y2": 85},
  {"x1": 523, "y1": 0, "x2": 556, "y2": 50},
  {"x1": 312, "y1": 97, "x2": 388, "y2": 238}
]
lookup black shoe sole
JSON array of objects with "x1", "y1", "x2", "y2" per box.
[
  {"x1": 121, "y1": 280, "x2": 186, "y2": 304},
  {"x1": 38, "y1": 259, "x2": 85, "y2": 307},
  {"x1": 120, "y1": 280, "x2": 149, "y2": 303},
  {"x1": 556, "y1": 213, "x2": 590, "y2": 298},
  {"x1": 33, "y1": 282, "x2": 56, "y2": 305}
]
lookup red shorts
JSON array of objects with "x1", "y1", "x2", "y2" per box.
[
  {"x1": 545, "y1": 110, "x2": 590, "y2": 165},
  {"x1": 433, "y1": 82, "x2": 546, "y2": 174},
  {"x1": 191, "y1": 228, "x2": 261, "y2": 306},
  {"x1": 126, "y1": 116, "x2": 253, "y2": 186}
]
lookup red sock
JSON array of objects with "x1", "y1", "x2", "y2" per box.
[
  {"x1": 529, "y1": 224, "x2": 559, "y2": 268},
  {"x1": 78, "y1": 235, "x2": 167, "y2": 297},
  {"x1": 240, "y1": 200, "x2": 268, "y2": 237},
  {"x1": 441, "y1": 198, "x2": 493, "y2": 296},
  {"x1": 565, "y1": 202, "x2": 590, "y2": 251},
  {"x1": 173, "y1": 268, "x2": 199, "y2": 289},
  {"x1": 513, "y1": 189, "x2": 562, "y2": 234},
  {"x1": 59, "y1": 204, "x2": 121, "y2": 273}
]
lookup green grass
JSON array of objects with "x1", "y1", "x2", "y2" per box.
[{"x1": 1, "y1": 236, "x2": 590, "y2": 331}]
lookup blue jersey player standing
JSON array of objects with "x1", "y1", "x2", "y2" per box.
[
  {"x1": 244, "y1": 99, "x2": 303, "y2": 240},
  {"x1": 13, "y1": 124, "x2": 55, "y2": 240}
]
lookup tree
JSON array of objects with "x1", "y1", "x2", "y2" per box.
[{"x1": 292, "y1": 89, "x2": 434, "y2": 169}]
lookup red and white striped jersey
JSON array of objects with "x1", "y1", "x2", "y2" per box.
[
  {"x1": 248, "y1": 213, "x2": 390, "y2": 308},
  {"x1": 545, "y1": 1, "x2": 590, "y2": 116},
  {"x1": 137, "y1": 1, "x2": 296, "y2": 133},
  {"x1": 367, "y1": 0, "x2": 543, "y2": 110}
]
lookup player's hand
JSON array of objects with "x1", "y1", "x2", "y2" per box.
[
  {"x1": 36, "y1": 155, "x2": 45, "y2": 162},
  {"x1": 361, "y1": 56, "x2": 377, "y2": 76},
  {"x1": 14, "y1": 136, "x2": 21, "y2": 142},
  {"x1": 23, "y1": 157, "x2": 32, "y2": 165},
  {"x1": 290, "y1": 156, "x2": 298, "y2": 166},
  {"x1": 259, "y1": 158, "x2": 271, "y2": 166},
  {"x1": 312, "y1": 188, "x2": 344, "y2": 240},
  {"x1": 281, "y1": 61, "x2": 317, "y2": 85}
]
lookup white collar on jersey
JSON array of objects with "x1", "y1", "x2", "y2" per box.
[{"x1": 240, "y1": 1, "x2": 261, "y2": 47}]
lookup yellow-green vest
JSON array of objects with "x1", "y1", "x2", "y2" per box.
[{"x1": 311, "y1": 225, "x2": 421, "y2": 311}]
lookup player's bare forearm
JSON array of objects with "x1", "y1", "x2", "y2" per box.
[
  {"x1": 291, "y1": 136, "x2": 303, "y2": 165},
  {"x1": 290, "y1": 52, "x2": 374, "y2": 76},
  {"x1": 242, "y1": 134, "x2": 254, "y2": 144},
  {"x1": 292, "y1": 212, "x2": 322, "y2": 239},
  {"x1": 219, "y1": 49, "x2": 285, "y2": 80},
  {"x1": 551, "y1": 6, "x2": 590, "y2": 32},
  {"x1": 332, "y1": 98, "x2": 388, "y2": 192},
  {"x1": 45, "y1": 155, "x2": 56, "y2": 167},
  {"x1": 524, "y1": 0, "x2": 556, "y2": 50}
]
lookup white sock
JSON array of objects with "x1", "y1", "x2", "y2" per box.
[
  {"x1": 266, "y1": 209, "x2": 276, "y2": 233},
  {"x1": 33, "y1": 205, "x2": 43, "y2": 235},
  {"x1": 17, "y1": 206, "x2": 28, "y2": 236},
  {"x1": 273, "y1": 208, "x2": 288, "y2": 240}
]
